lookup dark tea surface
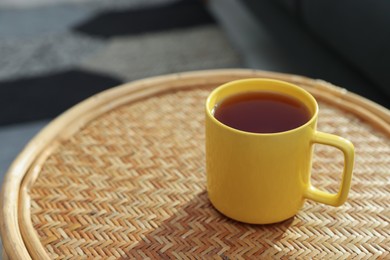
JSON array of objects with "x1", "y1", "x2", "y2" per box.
[{"x1": 213, "y1": 91, "x2": 311, "y2": 133}]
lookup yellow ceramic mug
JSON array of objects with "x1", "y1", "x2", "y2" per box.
[{"x1": 205, "y1": 78, "x2": 354, "y2": 224}]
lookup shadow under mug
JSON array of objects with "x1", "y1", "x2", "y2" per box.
[{"x1": 205, "y1": 78, "x2": 354, "y2": 224}]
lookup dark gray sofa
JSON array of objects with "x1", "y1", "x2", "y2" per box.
[{"x1": 241, "y1": 0, "x2": 390, "y2": 108}]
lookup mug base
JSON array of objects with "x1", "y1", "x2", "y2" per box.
[{"x1": 208, "y1": 195, "x2": 300, "y2": 225}]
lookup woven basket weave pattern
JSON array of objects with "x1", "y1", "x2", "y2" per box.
[{"x1": 27, "y1": 86, "x2": 390, "y2": 259}]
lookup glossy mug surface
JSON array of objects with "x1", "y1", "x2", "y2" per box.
[{"x1": 205, "y1": 78, "x2": 354, "y2": 224}]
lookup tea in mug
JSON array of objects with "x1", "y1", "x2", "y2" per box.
[{"x1": 213, "y1": 91, "x2": 311, "y2": 133}]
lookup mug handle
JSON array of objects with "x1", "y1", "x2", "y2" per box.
[{"x1": 304, "y1": 131, "x2": 355, "y2": 206}]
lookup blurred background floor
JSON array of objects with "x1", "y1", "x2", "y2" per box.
[
  {"x1": 1, "y1": 0, "x2": 389, "y2": 256},
  {"x1": 0, "y1": 0, "x2": 241, "y2": 181}
]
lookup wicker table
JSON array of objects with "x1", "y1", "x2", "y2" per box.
[{"x1": 1, "y1": 69, "x2": 389, "y2": 259}]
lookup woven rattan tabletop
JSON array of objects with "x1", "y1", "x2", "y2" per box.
[{"x1": 1, "y1": 69, "x2": 389, "y2": 259}]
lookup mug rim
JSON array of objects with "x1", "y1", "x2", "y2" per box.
[{"x1": 205, "y1": 78, "x2": 319, "y2": 136}]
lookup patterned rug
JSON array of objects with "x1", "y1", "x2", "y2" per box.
[{"x1": 0, "y1": 0, "x2": 242, "y2": 126}]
